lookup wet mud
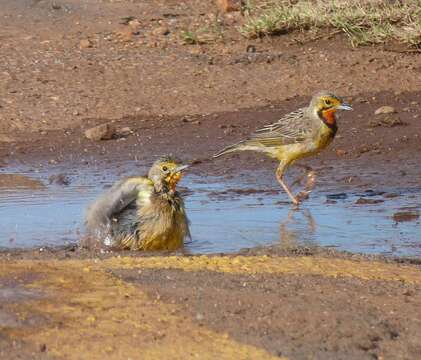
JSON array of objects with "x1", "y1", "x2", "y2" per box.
[{"x1": 1, "y1": 90, "x2": 421, "y2": 256}]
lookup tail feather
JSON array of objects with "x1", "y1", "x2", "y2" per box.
[{"x1": 213, "y1": 141, "x2": 244, "y2": 158}]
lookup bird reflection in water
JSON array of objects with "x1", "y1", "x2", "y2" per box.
[{"x1": 279, "y1": 208, "x2": 317, "y2": 248}]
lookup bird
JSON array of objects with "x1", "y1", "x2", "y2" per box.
[
  {"x1": 84, "y1": 156, "x2": 190, "y2": 251},
  {"x1": 214, "y1": 91, "x2": 352, "y2": 205}
]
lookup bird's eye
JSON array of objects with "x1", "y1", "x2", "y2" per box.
[
  {"x1": 162, "y1": 166, "x2": 168, "y2": 172},
  {"x1": 324, "y1": 99, "x2": 332, "y2": 106}
]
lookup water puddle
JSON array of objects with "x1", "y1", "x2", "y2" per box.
[{"x1": 0, "y1": 163, "x2": 420, "y2": 257}]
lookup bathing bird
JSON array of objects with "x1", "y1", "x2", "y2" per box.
[
  {"x1": 85, "y1": 156, "x2": 190, "y2": 250},
  {"x1": 214, "y1": 91, "x2": 352, "y2": 205}
]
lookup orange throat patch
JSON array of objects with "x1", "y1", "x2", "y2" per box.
[
  {"x1": 168, "y1": 172, "x2": 182, "y2": 191},
  {"x1": 321, "y1": 108, "x2": 337, "y2": 126}
]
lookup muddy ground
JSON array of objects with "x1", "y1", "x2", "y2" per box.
[{"x1": 0, "y1": 0, "x2": 421, "y2": 359}]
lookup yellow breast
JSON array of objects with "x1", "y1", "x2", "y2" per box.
[{"x1": 274, "y1": 123, "x2": 335, "y2": 164}]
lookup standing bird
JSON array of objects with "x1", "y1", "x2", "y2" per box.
[
  {"x1": 214, "y1": 91, "x2": 352, "y2": 205},
  {"x1": 85, "y1": 156, "x2": 190, "y2": 251}
]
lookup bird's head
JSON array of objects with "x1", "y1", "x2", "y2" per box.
[
  {"x1": 148, "y1": 156, "x2": 189, "y2": 192},
  {"x1": 310, "y1": 91, "x2": 352, "y2": 128}
]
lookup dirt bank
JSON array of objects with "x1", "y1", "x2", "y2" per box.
[
  {"x1": 0, "y1": 251, "x2": 420, "y2": 359},
  {"x1": 1, "y1": 0, "x2": 420, "y2": 138}
]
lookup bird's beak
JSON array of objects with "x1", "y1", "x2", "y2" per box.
[
  {"x1": 337, "y1": 103, "x2": 352, "y2": 111},
  {"x1": 172, "y1": 164, "x2": 189, "y2": 174},
  {"x1": 168, "y1": 165, "x2": 189, "y2": 191}
]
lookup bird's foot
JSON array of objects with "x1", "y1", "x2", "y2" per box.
[
  {"x1": 294, "y1": 170, "x2": 315, "y2": 204},
  {"x1": 296, "y1": 190, "x2": 311, "y2": 203}
]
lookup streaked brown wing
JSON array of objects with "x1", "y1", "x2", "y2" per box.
[{"x1": 248, "y1": 108, "x2": 313, "y2": 147}]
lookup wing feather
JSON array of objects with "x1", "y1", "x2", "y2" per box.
[
  {"x1": 247, "y1": 108, "x2": 313, "y2": 147},
  {"x1": 85, "y1": 176, "x2": 153, "y2": 237}
]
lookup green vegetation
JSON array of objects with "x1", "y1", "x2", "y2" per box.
[
  {"x1": 240, "y1": 0, "x2": 421, "y2": 47},
  {"x1": 180, "y1": 29, "x2": 202, "y2": 45},
  {"x1": 180, "y1": 17, "x2": 225, "y2": 45}
]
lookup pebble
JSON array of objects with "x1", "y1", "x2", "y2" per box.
[
  {"x1": 151, "y1": 27, "x2": 170, "y2": 37},
  {"x1": 48, "y1": 174, "x2": 71, "y2": 186},
  {"x1": 115, "y1": 127, "x2": 133, "y2": 137},
  {"x1": 128, "y1": 19, "x2": 141, "y2": 31},
  {"x1": 374, "y1": 106, "x2": 396, "y2": 115},
  {"x1": 114, "y1": 27, "x2": 134, "y2": 42},
  {"x1": 84, "y1": 124, "x2": 116, "y2": 141},
  {"x1": 79, "y1": 39, "x2": 93, "y2": 49},
  {"x1": 216, "y1": 0, "x2": 241, "y2": 12},
  {"x1": 355, "y1": 198, "x2": 384, "y2": 205},
  {"x1": 392, "y1": 211, "x2": 420, "y2": 223}
]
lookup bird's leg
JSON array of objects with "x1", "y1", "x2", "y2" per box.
[
  {"x1": 302, "y1": 208, "x2": 317, "y2": 234},
  {"x1": 276, "y1": 163, "x2": 299, "y2": 205},
  {"x1": 294, "y1": 164, "x2": 316, "y2": 202},
  {"x1": 292, "y1": 163, "x2": 314, "y2": 186},
  {"x1": 295, "y1": 172, "x2": 316, "y2": 202},
  {"x1": 279, "y1": 210, "x2": 297, "y2": 247},
  {"x1": 304, "y1": 170, "x2": 316, "y2": 192}
]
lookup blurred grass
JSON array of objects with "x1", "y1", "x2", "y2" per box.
[{"x1": 240, "y1": 0, "x2": 421, "y2": 47}]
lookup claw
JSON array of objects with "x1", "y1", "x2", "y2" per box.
[
  {"x1": 296, "y1": 190, "x2": 311, "y2": 202},
  {"x1": 292, "y1": 170, "x2": 316, "y2": 204}
]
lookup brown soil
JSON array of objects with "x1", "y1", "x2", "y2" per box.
[
  {"x1": 0, "y1": 1, "x2": 421, "y2": 359},
  {"x1": 0, "y1": 253, "x2": 419, "y2": 360},
  {"x1": 1, "y1": 0, "x2": 420, "y2": 192},
  {"x1": 2, "y1": 90, "x2": 421, "y2": 194},
  {"x1": 1, "y1": 0, "x2": 420, "y2": 147},
  {"x1": 114, "y1": 267, "x2": 421, "y2": 360}
]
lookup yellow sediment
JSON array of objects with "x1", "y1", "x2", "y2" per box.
[
  {"x1": 104, "y1": 255, "x2": 421, "y2": 284},
  {"x1": 0, "y1": 260, "x2": 281, "y2": 360},
  {"x1": 0, "y1": 254, "x2": 419, "y2": 359}
]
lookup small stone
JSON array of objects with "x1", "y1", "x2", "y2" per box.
[
  {"x1": 335, "y1": 149, "x2": 347, "y2": 156},
  {"x1": 152, "y1": 26, "x2": 170, "y2": 36},
  {"x1": 216, "y1": 0, "x2": 241, "y2": 12},
  {"x1": 115, "y1": 127, "x2": 133, "y2": 137},
  {"x1": 326, "y1": 193, "x2": 348, "y2": 200},
  {"x1": 374, "y1": 106, "x2": 396, "y2": 115},
  {"x1": 49, "y1": 174, "x2": 71, "y2": 186},
  {"x1": 79, "y1": 39, "x2": 93, "y2": 49},
  {"x1": 355, "y1": 198, "x2": 384, "y2": 205},
  {"x1": 114, "y1": 27, "x2": 134, "y2": 42},
  {"x1": 392, "y1": 210, "x2": 419, "y2": 223},
  {"x1": 84, "y1": 124, "x2": 116, "y2": 141},
  {"x1": 128, "y1": 19, "x2": 141, "y2": 31},
  {"x1": 190, "y1": 158, "x2": 203, "y2": 165},
  {"x1": 246, "y1": 45, "x2": 256, "y2": 53}
]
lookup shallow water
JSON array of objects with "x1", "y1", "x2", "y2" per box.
[{"x1": 0, "y1": 163, "x2": 420, "y2": 257}]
